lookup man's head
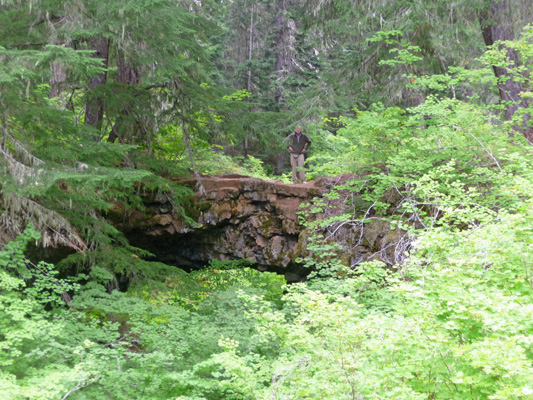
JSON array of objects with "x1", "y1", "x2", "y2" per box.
[{"x1": 295, "y1": 126, "x2": 301, "y2": 134}]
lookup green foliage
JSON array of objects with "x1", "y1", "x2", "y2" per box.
[
  {"x1": 241, "y1": 155, "x2": 271, "y2": 180},
  {"x1": 0, "y1": 12, "x2": 197, "y2": 275},
  {"x1": 194, "y1": 199, "x2": 533, "y2": 399},
  {"x1": 6, "y1": 207, "x2": 533, "y2": 399},
  {"x1": 4, "y1": 2, "x2": 533, "y2": 400},
  {"x1": 0, "y1": 226, "x2": 288, "y2": 400},
  {"x1": 128, "y1": 259, "x2": 285, "y2": 311}
]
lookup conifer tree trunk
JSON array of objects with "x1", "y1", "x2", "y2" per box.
[
  {"x1": 49, "y1": 62, "x2": 67, "y2": 100},
  {"x1": 479, "y1": 0, "x2": 533, "y2": 142},
  {"x1": 84, "y1": 36, "x2": 110, "y2": 134},
  {"x1": 108, "y1": 54, "x2": 140, "y2": 144},
  {"x1": 117, "y1": 53, "x2": 140, "y2": 86},
  {"x1": 274, "y1": 0, "x2": 296, "y2": 103},
  {"x1": 247, "y1": 3, "x2": 254, "y2": 94},
  {"x1": 243, "y1": 3, "x2": 254, "y2": 158},
  {"x1": 179, "y1": 95, "x2": 205, "y2": 196}
]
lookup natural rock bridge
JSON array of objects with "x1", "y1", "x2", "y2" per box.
[{"x1": 122, "y1": 174, "x2": 409, "y2": 281}]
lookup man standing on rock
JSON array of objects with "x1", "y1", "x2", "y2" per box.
[{"x1": 287, "y1": 126, "x2": 312, "y2": 184}]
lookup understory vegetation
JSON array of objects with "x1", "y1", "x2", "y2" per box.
[{"x1": 2, "y1": 0, "x2": 533, "y2": 399}]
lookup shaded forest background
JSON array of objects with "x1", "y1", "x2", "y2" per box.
[{"x1": 3, "y1": 0, "x2": 533, "y2": 399}]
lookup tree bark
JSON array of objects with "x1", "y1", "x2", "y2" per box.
[
  {"x1": 479, "y1": 0, "x2": 533, "y2": 142},
  {"x1": 274, "y1": 0, "x2": 296, "y2": 103},
  {"x1": 401, "y1": 88, "x2": 425, "y2": 107},
  {"x1": 84, "y1": 36, "x2": 110, "y2": 133},
  {"x1": 49, "y1": 62, "x2": 67, "y2": 100},
  {"x1": 107, "y1": 54, "x2": 140, "y2": 144},
  {"x1": 117, "y1": 53, "x2": 140, "y2": 86},
  {"x1": 180, "y1": 95, "x2": 205, "y2": 196},
  {"x1": 247, "y1": 3, "x2": 254, "y2": 93}
]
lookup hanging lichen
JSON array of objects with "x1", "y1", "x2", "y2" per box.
[{"x1": 0, "y1": 192, "x2": 87, "y2": 251}]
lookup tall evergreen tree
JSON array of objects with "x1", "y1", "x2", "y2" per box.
[
  {"x1": 478, "y1": 0, "x2": 533, "y2": 142},
  {"x1": 0, "y1": 0, "x2": 223, "y2": 268},
  {"x1": 84, "y1": 35, "x2": 109, "y2": 133}
]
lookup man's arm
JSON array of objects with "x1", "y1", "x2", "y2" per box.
[
  {"x1": 302, "y1": 135, "x2": 312, "y2": 153},
  {"x1": 287, "y1": 133, "x2": 294, "y2": 152}
]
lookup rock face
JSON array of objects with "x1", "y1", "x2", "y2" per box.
[{"x1": 124, "y1": 174, "x2": 409, "y2": 281}]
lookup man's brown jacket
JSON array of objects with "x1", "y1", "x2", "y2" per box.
[{"x1": 287, "y1": 132, "x2": 311, "y2": 154}]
